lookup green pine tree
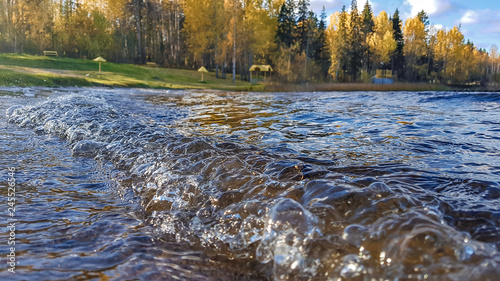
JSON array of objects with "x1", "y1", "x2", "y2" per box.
[
  {"x1": 348, "y1": 0, "x2": 364, "y2": 81},
  {"x1": 317, "y1": 6, "x2": 330, "y2": 80},
  {"x1": 276, "y1": 0, "x2": 297, "y2": 47},
  {"x1": 361, "y1": 0, "x2": 375, "y2": 73},
  {"x1": 362, "y1": 1, "x2": 374, "y2": 35},
  {"x1": 297, "y1": 0, "x2": 310, "y2": 52},
  {"x1": 391, "y1": 8, "x2": 405, "y2": 78}
]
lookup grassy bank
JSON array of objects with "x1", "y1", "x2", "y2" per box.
[
  {"x1": 0, "y1": 53, "x2": 262, "y2": 91},
  {"x1": 2, "y1": 53, "x2": 497, "y2": 92}
]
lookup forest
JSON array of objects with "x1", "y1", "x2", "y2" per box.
[{"x1": 1, "y1": 0, "x2": 499, "y2": 85}]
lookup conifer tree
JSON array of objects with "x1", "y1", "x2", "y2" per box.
[
  {"x1": 276, "y1": 0, "x2": 296, "y2": 47},
  {"x1": 348, "y1": 0, "x2": 364, "y2": 81},
  {"x1": 390, "y1": 9, "x2": 404, "y2": 78},
  {"x1": 297, "y1": 0, "x2": 310, "y2": 52},
  {"x1": 417, "y1": 10, "x2": 430, "y2": 31},
  {"x1": 362, "y1": 1, "x2": 374, "y2": 35},
  {"x1": 317, "y1": 7, "x2": 330, "y2": 79},
  {"x1": 1, "y1": 0, "x2": 498, "y2": 85},
  {"x1": 361, "y1": 0, "x2": 374, "y2": 73}
]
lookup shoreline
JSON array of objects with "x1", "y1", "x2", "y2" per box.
[
  {"x1": 263, "y1": 82, "x2": 500, "y2": 93},
  {"x1": 2, "y1": 84, "x2": 499, "y2": 95},
  {"x1": 1, "y1": 54, "x2": 499, "y2": 93}
]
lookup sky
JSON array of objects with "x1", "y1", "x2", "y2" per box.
[{"x1": 310, "y1": 0, "x2": 500, "y2": 51}]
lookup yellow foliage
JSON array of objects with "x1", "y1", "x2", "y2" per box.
[
  {"x1": 326, "y1": 11, "x2": 349, "y2": 80},
  {"x1": 433, "y1": 26, "x2": 471, "y2": 83},
  {"x1": 183, "y1": 0, "x2": 216, "y2": 63},
  {"x1": 326, "y1": 12, "x2": 341, "y2": 79},
  {"x1": 403, "y1": 17, "x2": 427, "y2": 58},
  {"x1": 403, "y1": 16, "x2": 428, "y2": 80},
  {"x1": 368, "y1": 11, "x2": 396, "y2": 67}
]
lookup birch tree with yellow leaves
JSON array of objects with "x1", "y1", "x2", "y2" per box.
[
  {"x1": 403, "y1": 16, "x2": 428, "y2": 81},
  {"x1": 490, "y1": 45, "x2": 500, "y2": 84},
  {"x1": 326, "y1": 8, "x2": 349, "y2": 81},
  {"x1": 1, "y1": 0, "x2": 499, "y2": 85},
  {"x1": 368, "y1": 11, "x2": 396, "y2": 70}
]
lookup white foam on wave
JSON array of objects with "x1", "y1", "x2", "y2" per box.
[{"x1": 7, "y1": 90, "x2": 500, "y2": 280}]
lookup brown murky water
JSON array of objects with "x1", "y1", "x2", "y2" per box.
[{"x1": 1, "y1": 88, "x2": 499, "y2": 280}]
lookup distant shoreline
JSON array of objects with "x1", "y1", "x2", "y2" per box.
[
  {"x1": 263, "y1": 83, "x2": 500, "y2": 93},
  {"x1": 2, "y1": 84, "x2": 499, "y2": 95},
  {"x1": 1, "y1": 54, "x2": 499, "y2": 93}
]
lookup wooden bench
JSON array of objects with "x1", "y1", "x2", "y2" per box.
[
  {"x1": 146, "y1": 62, "x2": 157, "y2": 67},
  {"x1": 43, "y1": 51, "x2": 58, "y2": 57}
]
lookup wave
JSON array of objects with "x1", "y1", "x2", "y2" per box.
[{"x1": 7, "y1": 91, "x2": 500, "y2": 280}]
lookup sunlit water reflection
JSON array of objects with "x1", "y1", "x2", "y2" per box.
[{"x1": 1, "y1": 88, "x2": 499, "y2": 280}]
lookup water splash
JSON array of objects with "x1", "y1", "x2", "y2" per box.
[{"x1": 5, "y1": 89, "x2": 500, "y2": 280}]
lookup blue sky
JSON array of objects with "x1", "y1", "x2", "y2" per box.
[{"x1": 310, "y1": 0, "x2": 500, "y2": 51}]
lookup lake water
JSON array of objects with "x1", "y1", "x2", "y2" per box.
[{"x1": 0, "y1": 88, "x2": 499, "y2": 280}]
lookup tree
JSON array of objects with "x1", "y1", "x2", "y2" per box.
[
  {"x1": 210, "y1": 0, "x2": 227, "y2": 78},
  {"x1": 240, "y1": 0, "x2": 283, "y2": 81},
  {"x1": 276, "y1": 0, "x2": 296, "y2": 48},
  {"x1": 326, "y1": 7, "x2": 349, "y2": 81},
  {"x1": 417, "y1": 10, "x2": 430, "y2": 32},
  {"x1": 361, "y1": 0, "x2": 374, "y2": 74},
  {"x1": 296, "y1": 0, "x2": 310, "y2": 53},
  {"x1": 231, "y1": 0, "x2": 238, "y2": 82},
  {"x1": 361, "y1": 1, "x2": 374, "y2": 35},
  {"x1": 183, "y1": 0, "x2": 216, "y2": 66},
  {"x1": 301, "y1": 10, "x2": 318, "y2": 81},
  {"x1": 1, "y1": 0, "x2": 498, "y2": 86},
  {"x1": 21, "y1": 0, "x2": 55, "y2": 53},
  {"x1": 0, "y1": 0, "x2": 33, "y2": 53},
  {"x1": 490, "y1": 45, "x2": 500, "y2": 83},
  {"x1": 403, "y1": 15, "x2": 427, "y2": 81},
  {"x1": 347, "y1": 0, "x2": 364, "y2": 81},
  {"x1": 132, "y1": 0, "x2": 146, "y2": 64},
  {"x1": 433, "y1": 26, "x2": 474, "y2": 84},
  {"x1": 433, "y1": 28, "x2": 450, "y2": 82},
  {"x1": 368, "y1": 11, "x2": 396, "y2": 69},
  {"x1": 315, "y1": 6, "x2": 330, "y2": 80},
  {"x1": 390, "y1": 9, "x2": 404, "y2": 78}
]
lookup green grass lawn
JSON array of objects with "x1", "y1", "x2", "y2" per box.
[
  {"x1": 0, "y1": 53, "x2": 263, "y2": 91},
  {"x1": 2, "y1": 53, "x2": 493, "y2": 92}
]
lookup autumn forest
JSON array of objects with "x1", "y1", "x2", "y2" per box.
[{"x1": 1, "y1": 0, "x2": 499, "y2": 85}]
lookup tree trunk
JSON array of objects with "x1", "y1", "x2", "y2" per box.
[
  {"x1": 176, "y1": 0, "x2": 181, "y2": 66},
  {"x1": 222, "y1": 58, "x2": 227, "y2": 79},
  {"x1": 133, "y1": 0, "x2": 145, "y2": 64},
  {"x1": 232, "y1": 1, "x2": 236, "y2": 83}
]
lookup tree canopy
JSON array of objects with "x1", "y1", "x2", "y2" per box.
[{"x1": 0, "y1": 0, "x2": 497, "y2": 85}]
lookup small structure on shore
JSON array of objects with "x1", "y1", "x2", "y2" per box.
[
  {"x1": 198, "y1": 66, "x2": 208, "y2": 82},
  {"x1": 372, "y1": 69, "x2": 394, "y2": 84},
  {"x1": 93, "y1": 56, "x2": 106, "y2": 73},
  {"x1": 249, "y1": 65, "x2": 272, "y2": 83}
]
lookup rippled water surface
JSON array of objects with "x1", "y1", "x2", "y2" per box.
[{"x1": 1, "y1": 88, "x2": 499, "y2": 280}]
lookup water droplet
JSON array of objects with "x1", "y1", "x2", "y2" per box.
[{"x1": 342, "y1": 224, "x2": 367, "y2": 247}]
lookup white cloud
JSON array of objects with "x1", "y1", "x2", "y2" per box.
[
  {"x1": 356, "y1": 0, "x2": 373, "y2": 11},
  {"x1": 455, "y1": 9, "x2": 500, "y2": 29},
  {"x1": 454, "y1": 9, "x2": 500, "y2": 49},
  {"x1": 405, "y1": 0, "x2": 452, "y2": 16},
  {"x1": 429, "y1": 24, "x2": 444, "y2": 36},
  {"x1": 309, "y1": 0, "x2": 343, "y2": 12},
  {"x1": 459, "y1": 10, "x2": 478, "y2": 24}
]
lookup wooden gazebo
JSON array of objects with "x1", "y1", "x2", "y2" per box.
[{"x1": 249, "y1": 65, "x2": 273, "y2": 83}]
